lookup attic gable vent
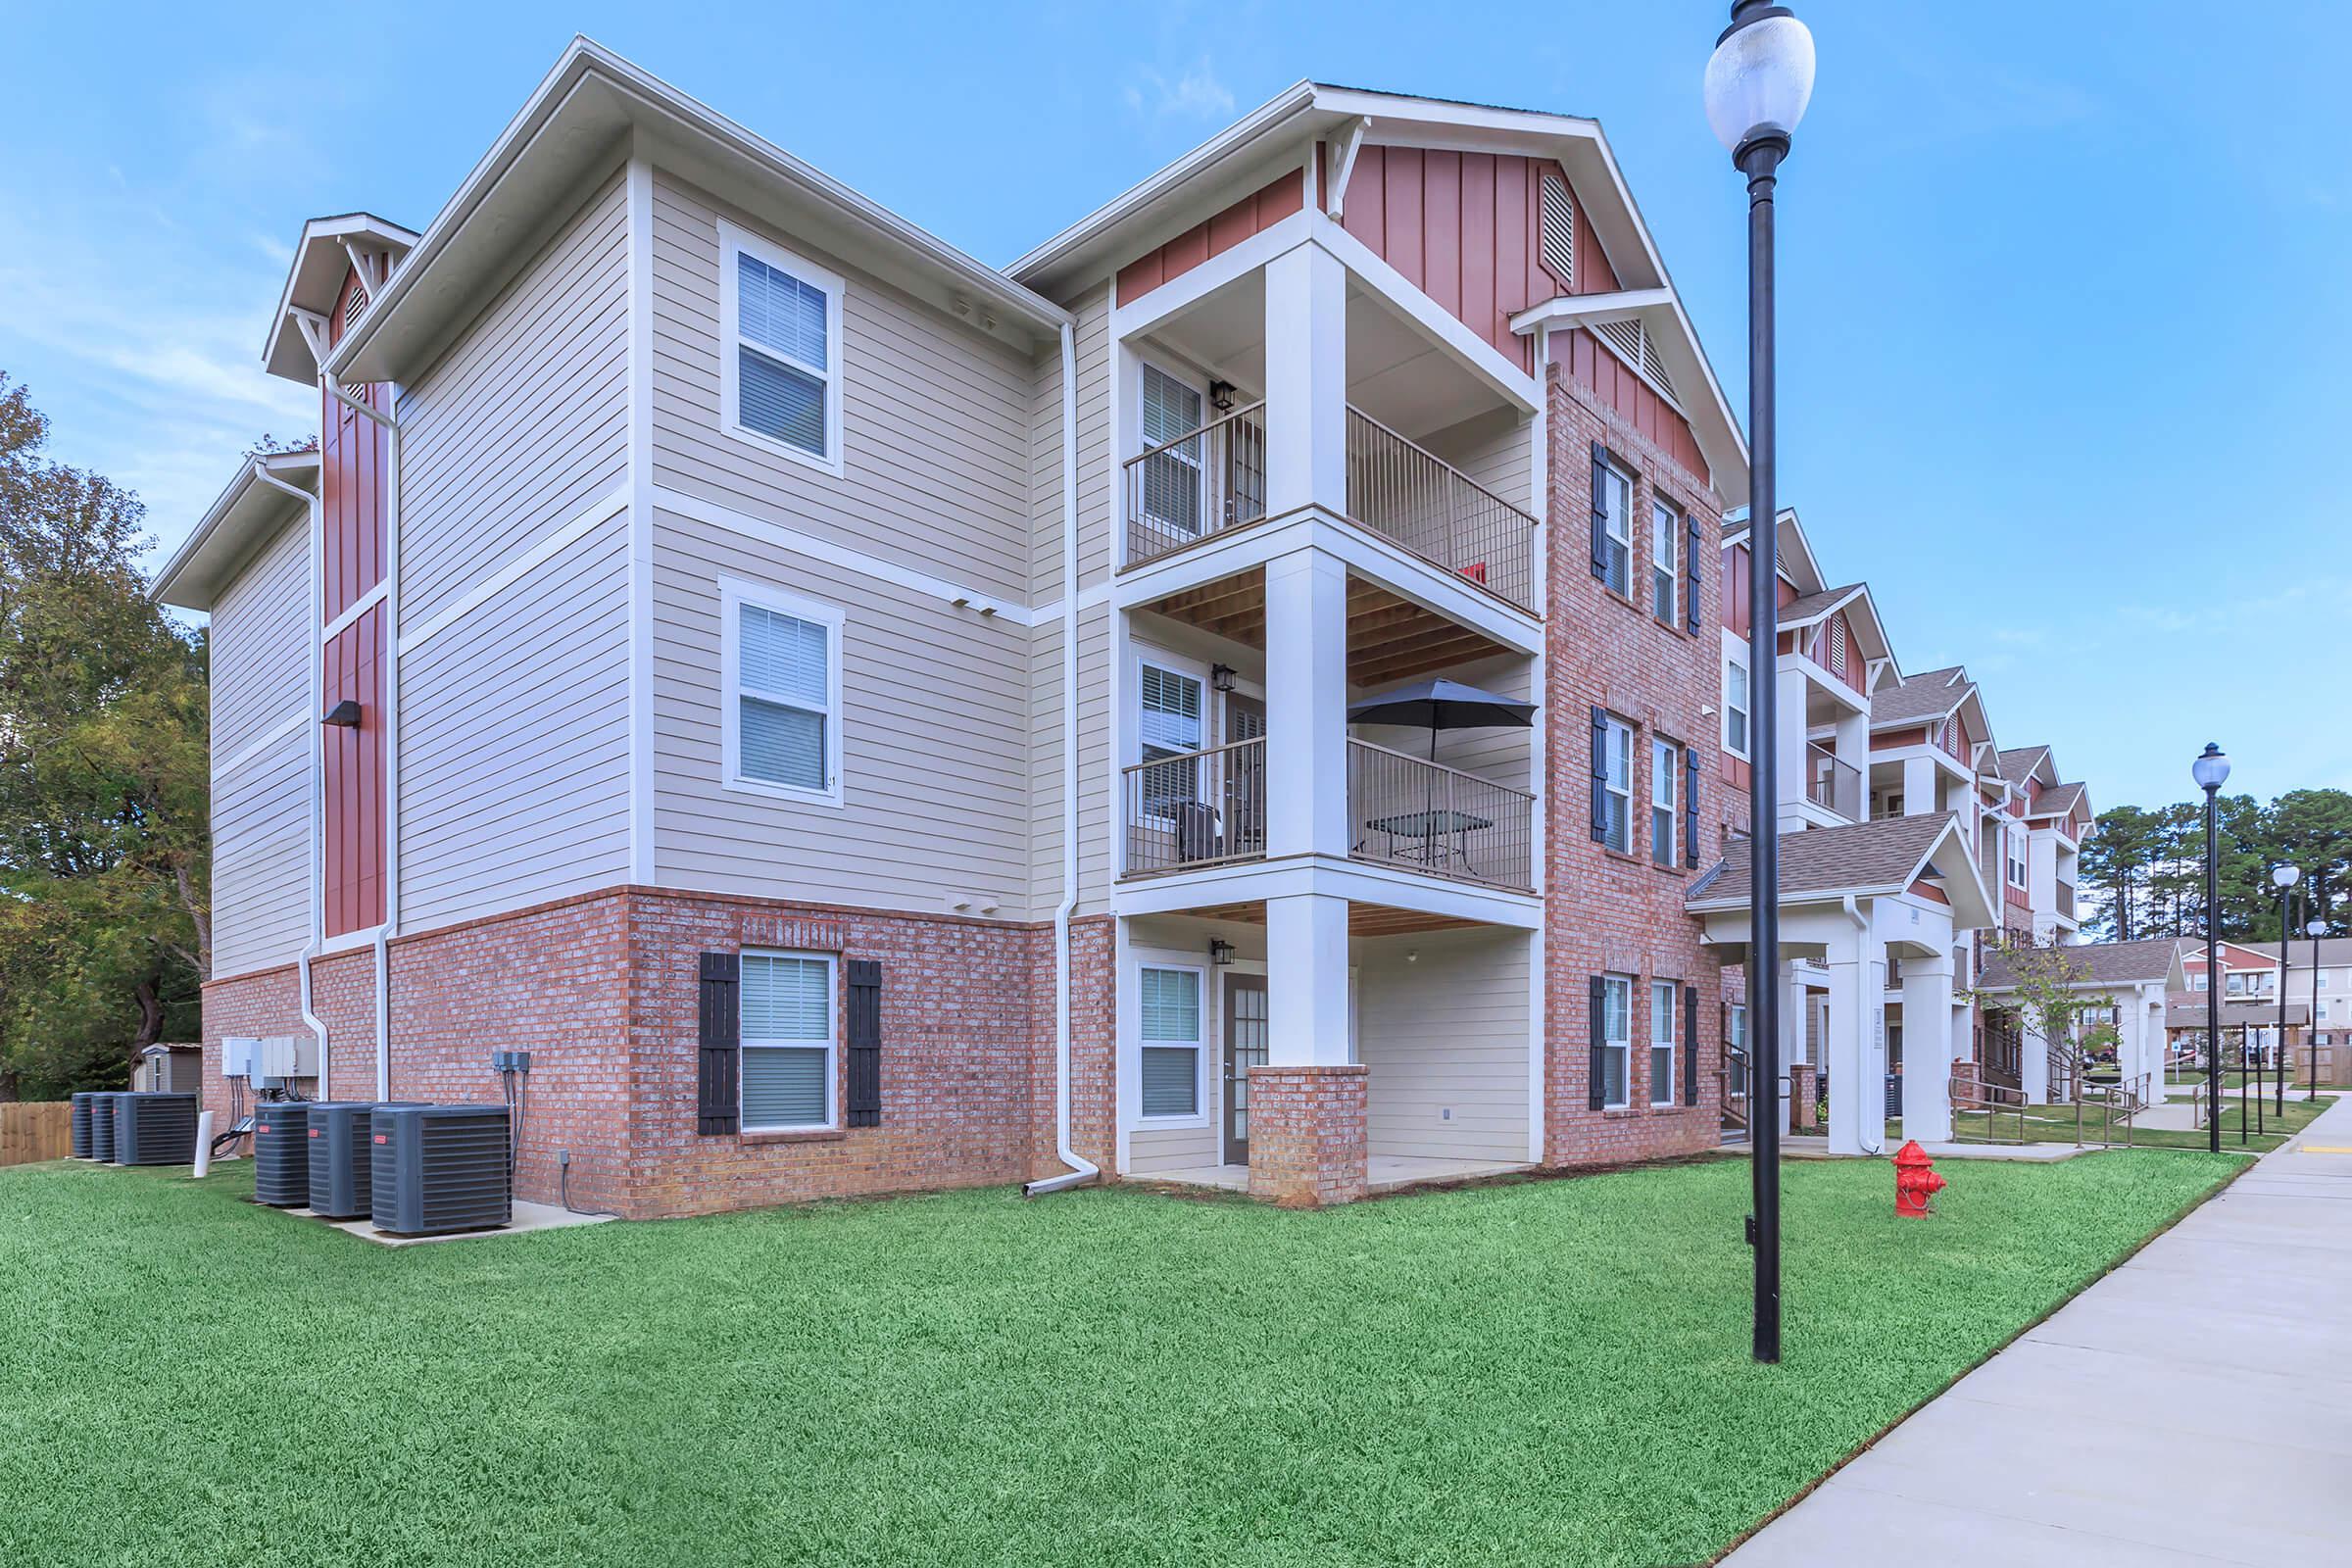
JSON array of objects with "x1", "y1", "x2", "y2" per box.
[
  {"x1": 343, "y1": 284, "x2": 368, "y2": 332},
  {"x1": 1592, "y1": 317, "x2": 1682, "y2": 405},
  {"x1": 1540, "y1": 172, "x2": 1575, "y2": 290}
]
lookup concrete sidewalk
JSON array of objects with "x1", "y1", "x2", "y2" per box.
[{"x1": 1724, "y1": 1099, "x2": 2352, "y2": 1566}]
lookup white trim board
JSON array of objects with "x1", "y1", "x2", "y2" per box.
[
  {"x1": 399, "y1": 487, "x2": 633, "y2": 654},
  {"x1": 214, "y1": 706, "x2": 310, "y2": 781}
]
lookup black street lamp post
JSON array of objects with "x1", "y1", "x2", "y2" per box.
[
  {"x1": 1704, "y1": 0, "x2": 1816, "y2": 1367},
  {"x1": 2270, "y1": 865, "x2": 2297, "y2": 1137},
  {"x1": 2193, "y1": 744, "x2": 2230, "y2": 1154},
  {"x1": 2310, "y1": 901, "x2": 2328, "y2": 1114}
]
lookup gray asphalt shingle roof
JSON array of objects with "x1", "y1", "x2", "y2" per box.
[
  {"x1": 1978, "y1": 937, "x2": 2183, "y2": 991},
  {"x1": 1687, "y1": 814, "x2": 1952, "y2": 909},
  {"x1": 1869, "y1": 667, "x2": 1972, "y2": 726}
]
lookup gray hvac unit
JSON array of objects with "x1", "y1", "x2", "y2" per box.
[
  {"x1": 369, "y1": 1104, "x2": 512, "y2": 1237},
  {"x1": 114, "y1": 1093, "x2": 200, "y2": 1165},
  {"x1": 305, "y1": 1102, "x2": 423, "y2": 1219},
  {"x1": 253, "y1": 1102, "x2": 314, "y2": 1206},
  {"x1": 86, "y1": 1092, "x2": 125, "y2": 1163},
  {"x1": 71, "y1": 1092, "x2": 99, "y2": 1159}
]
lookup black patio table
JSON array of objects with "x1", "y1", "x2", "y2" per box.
[{"x1": 1365, "y1": 806, "x2": 1494, "y2": 872}]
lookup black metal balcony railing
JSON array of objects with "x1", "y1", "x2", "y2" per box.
[
  {"x1": 2056, "y1": 881, "x2": 2076, "y2": 918},
  {"x1": 1119, "y1": 402, "x2": 1539, "y2": 615},
  {"x1": 1803, "y1": 742, "x2": 1862, "y2": 822},
  {"x1": 1120, "y1": 737, "x2": 1267, "y2": 877}
]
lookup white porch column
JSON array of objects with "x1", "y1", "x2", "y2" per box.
[
  {"x1": 1900, "y1": 753, "x2": 1937, "y2": 817},
  {"x1": 2020, "y1": 1019, "x2": 2051, "y2": 1103},
  {"x1": 1264, "y1": 547, "x2": 1349, "y2": 859},
  {"x1": 1901, "y1": 956, "x2": 1955, "y2": 1141},
  {"x1": 1776, "y1": 664, "x2": 1809, "y2": 831},
  {"x1": 1261, "y1": 241, "x2": 1348, "y2": 516},
  {"x1": 1266, "y1": 892, "x2": 1352, "y2": 1065},
  {"x1": 1824, "y1": 922, "x2": 1875, "y2": 1155}
]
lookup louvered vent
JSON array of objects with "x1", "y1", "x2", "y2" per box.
[
  {"x1": 370, "y1": 1104, "x2": 512, "y2": 1236},
  {"x1": 343, "y1": 284, "x2": 368, "y2": 331},
  {"x1": 1540, "y1": 172, "x2": 1574, "y2": 289},
  {"x1": 1829, "y1": 617, "x2": 1847, "y2": 677},
  {"x1": 114, "y1": 1093, "x2": 199, "y2": 1166},
  {"x1": 1594, "y1": 317, "x2": 1682, "y2": 403},
  {"x1": 254, "y1": 1102, "x2": 313, "y2": 1205}
]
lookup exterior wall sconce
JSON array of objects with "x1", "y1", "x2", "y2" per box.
[
  {"x1": 1208, "y1": 379, "x2": 1236, "y2": 413},
  {"x1": 321, "y1": 699, "x2": 362, "y2": 728},
  {"x1": 1208, "y1": 939, "x2": 1235, "y2": 966},
  {"x1": 1210, "y1": 663, "x2": 1237, "y2": 693}
]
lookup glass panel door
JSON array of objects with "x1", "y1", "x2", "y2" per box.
[{"x1": 1223, "y1": 974, "x2": 1269, "y2": 1165}]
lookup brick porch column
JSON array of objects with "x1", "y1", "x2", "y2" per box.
[
  {"x1": 1247, "y1": 1063, "x2": 1368, "y2": 1207},
  {"x1": 1789, "y1": 1062, "x2": 1819, "y2": 1132}
]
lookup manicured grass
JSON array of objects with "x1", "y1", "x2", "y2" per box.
[
  {"x1": 1948, "y1": 1093, "x2": 2335, "y2": 1153},
  {"x1": 0, "y1": 1152, "x2": 2235, "y2": 1567}
]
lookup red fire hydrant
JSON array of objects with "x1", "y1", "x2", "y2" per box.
[{"x1": 1893, "y1": 1140, "x2": 1945, "y2": 1219}]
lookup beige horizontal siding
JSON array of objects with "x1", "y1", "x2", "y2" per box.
[
  {"x1": 647, "y1": 171, "x2": 1036, "y2": 605},
  {"x1": 1355, "y1": 927, "x2": 1531, "y2": 1161},
  {"x1": 650, "y1": 507, "x2": 1034, "y2": 915},
  {"x1": 211, "y1": 730, "x2": 310, "y2": 978},
  {"x1": 208, "y1": 514, "x2": 308, "y2": 753},
  {"x1": 398, "y1": 167, "x2": 631, "y2": 630}
]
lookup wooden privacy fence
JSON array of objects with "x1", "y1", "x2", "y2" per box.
[{"x1": 1, "y1": 1102, "x2": 72, "y2": 1166}]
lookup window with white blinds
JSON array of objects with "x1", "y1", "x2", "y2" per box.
[
  {"x1": 741, "y1": 951, "x2": 836, "y2": 1131},
  {"x1": 720, "y1": 221, "x2": 845, "y2": 473},
  {"x1": 1138, "y1": 964, "x2": 1202, "y2": 1118},
  {"x1": 723, "y1": 581, "x2": 845, "y2": 807},
  {"x1": 1600, "y1": 974, "x2": 1632, "y2": 1108},
  {"x1": 1649, "y1": 981, "x2": 1677, "y2": 1106},
  {"x1": 1139, "y1": 365, "x2": 1205, "y2": 538}
]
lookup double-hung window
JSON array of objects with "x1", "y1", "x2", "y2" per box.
[
  {"x1": 1650, "y1": 496, "x2": 1680, "y2": 625},
  {"x1": 740, "y1": 951, "x2": 836, "y2": 1132},
  {"x1": 1724, "y1": 653, "x2": 1750, "y2": 759},
  {"x1": 1599, "y1": 463, "x2": 1634, "y2": 598},
  {"x1": 1138, "y1": 661, "x2": 1205, "y2": 823},
  {"x1": 1650, "y1": 737, "x2": 1679, "y2": 869},
  {"x1": 1139, "y1": 965, "x2": 1203, "y2": 1118},
  {"x1": 723, "y1": 582, "x2": 845, "y2": 807},
  {"x1": 1728, "y1": 1004, "x2": 1749, "y2": 1096},
  {"x1": 1650, "y1": 981, "x2": 1678, "y2": 1106},
  {"x1": 719, "y1": 222, "x2": 845, "y2": 474},
  {"x1": 1601, "y1": 714, "x2": 1635, "y2": 854},
  {"x1": 2007, "y1": 829, "x2": 2028, "y2": 888},
  {"x1": 1599, "y1": 974, "x2": 1633, "y2": 1108},
  {"x1": 1138, "y1": 365, "x2": 1206, "y2": 547}
]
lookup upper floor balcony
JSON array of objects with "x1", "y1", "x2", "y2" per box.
[
  {"x1": 1803, "y1": 741, "x2": 1862, "y2": 823},
  {"x1": 1121, "y1": 401, "x2": 1538, "y2": 614}
]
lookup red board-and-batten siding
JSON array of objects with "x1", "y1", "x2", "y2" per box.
[{"x1": 321, "y1": 268, "x2": 387, "y2": 937}]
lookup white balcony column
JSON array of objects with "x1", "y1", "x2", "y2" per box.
[
  {"x1": 1900, "y1": 753, "x2": 1938, "y2": 817},
  {"x1": 1900, "y1": 955, "x2": 1955, "y2": 1142},
  {"x1": 1263, "y1": 546, "x2": 1350, "y2": 859},
  {"x1": 1262, "y1": 241, "x2": 1348, "y2": 517},
  {"x1": 2138, "y1": 993, "x2": 2169, "y2": 1092},
  {"x1": 1775, "y1": 664, "x2": 1810, "y2": 831},
  {"x1": 2020, "y1": 1016, "x2": 2052, "y2": 1103},
  {"x1": 1833, "y1": 706, "x2": 1868, "y2": 812},
  {"x1": 1823, "y1": 921, "x2": 1876, "y2": 1156},
  {"x1": 1266, "y1": 893, "x2": 1353, "y2": 1065}
]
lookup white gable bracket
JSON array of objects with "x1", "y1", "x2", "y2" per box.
[{"x1": 1323, "y1": 117, "x2": 1369, "y2": 219}]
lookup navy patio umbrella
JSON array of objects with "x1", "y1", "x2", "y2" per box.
[{"x1": 1346, "y1": 677, "x2": 1536, "y2": 760}]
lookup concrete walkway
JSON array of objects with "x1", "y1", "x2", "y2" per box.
[{"x1": 1724, "y1": 1098, "x2": 2352, "y2": 1566}]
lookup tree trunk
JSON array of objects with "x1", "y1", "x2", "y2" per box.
[
  {"x1": 126, "y1": 973, "x2": 165, "y2": 1078},
  {"x1": 172, "y1": 861, "x2": 212, "y2": 979}
]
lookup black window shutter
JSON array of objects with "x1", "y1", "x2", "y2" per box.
[
  {"x1": 846, "y1": 958, "x2": 883, "y2": 1128},
  {"x1": 1589, "y1": 705, "x2": 1608, "y2": 843},
  {"x1": 697, "y1": 952, "x2": 741, "y2": 1136},
  {"x1": 1588, "y1": 975, "x2": 1608, "y2": 1110},
  {"x1": 1589, "y1": 441, "x2": 1609, "y2": 579},
  {"x1": 1684, "y1": 512, "x2": 1703, "y2": 635},
  {"x1": 1684, "y1": 984, "x2": 1700, "y2": 1105},
  {"x1": 1683, "y1": 746, "x2": 1701, "y2": 868}
]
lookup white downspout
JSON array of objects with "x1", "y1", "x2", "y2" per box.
[
  {"x1": 325, "y1": 370, "x2": 401, "y2": 1102},
  {"x1": 1025, "y1": 319, "x2": 1100, "y2": 1197},
  {"x1": 252, "y1": 460, "x2": 330, "y2": 1098}
]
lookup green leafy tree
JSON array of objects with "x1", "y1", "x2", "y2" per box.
[{"x1": 0, "y1": 373, "x2": 210, "y2": 1099}]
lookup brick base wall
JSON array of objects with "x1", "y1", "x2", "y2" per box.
[{"x1": 1248, "y1": 1064, "x2": 1369, "y2": 1207}]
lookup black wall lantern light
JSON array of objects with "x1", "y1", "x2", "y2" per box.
[
  {"x1": 321, "y1": 699, "x2": 363, "y2": 728},
  {"x1": 1208, "y1": 939, "x2": 1235, "y2": 967},
  {"x1": 1210, "y1": 663, "x2": 1238, "y2": 694}
]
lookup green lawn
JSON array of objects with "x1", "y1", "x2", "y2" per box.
[
  {"x1": 0, "y1": 1152, "x2": 2236, "y2": 1568},
  {"x1": 1947, "y1": 1093, "x2": 2335, "y2": 1154}
]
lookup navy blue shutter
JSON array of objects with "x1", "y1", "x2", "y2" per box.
[
  {"x1": 1590, "y1": 706, "x2": 1608, "y2": 842},
  {"x1": 1684, "y1": 984, "x2": 1700, "y2": 1105},
  {"x1": 1684, "y1": 513, "x2": 1703, "y2": 635},
  {"x1": 1684, "y1": 746, "x2": 1701, "y2": 868},
  {"x1": 1589, "y1": 442, "x2": 1609, "y2": 579},
  {"x1": 846, "y1": 959, "x2": 882, "y2": 1127},
  {"x1": 1588, "y1": 975, "x2": 1608, "y2": 1110},
  {"x1": 697, "y1": 953, "x2": 741, "y2": 1136}
]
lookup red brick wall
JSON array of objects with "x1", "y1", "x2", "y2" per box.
[
  {"x1": 1542, "y1": 361, "x2": 1734, "y2": 1168},
  {"x1": 1247, "y1": 1064, "x2": 1369, "y2": 1207}
]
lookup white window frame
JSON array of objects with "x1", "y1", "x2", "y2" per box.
[
  {"x1": 1134, "y1": 359, "x2": 1211, "y2": 548},
  {"x1": 1650, "y1": 495, "x2": 1679, "y2": 626},
  {"x1": 1723, "y1": 647, "x2": 1750, "y2": 760},
  {"x1": 1600, "y1": 461, "x2": 1634, "y2": 598},
  {"x1": 1137, "y1": 961, "x2": 1207, "y2": 1124},
  {"x1": 717, "y1": 219, "x2": 847, "y2": 478},
  {"x1": 1134, "y1": 648, "x2": 1210, "y2": 830},
  {"x1": 1601, "y1": 973, "x2": 1633, "y2": 1109},
  {"x1": 739, "y1": 949, "x2": 839, "y2": 1134},
  {"x1": 1650, "y1": 979, "x2": 1678, "y2": 1106},
  {"x1": 1650, "y1": 736, "x2": 1679, "y2": 869},
  {"x1": 721, "y1": 577, "x2": 847, "y2": 808},
  {"x1": 1602, "y1": 713, "x2": 1635, "y2": 854},
  {"x1": 2007, "y1": 828, "x2": 2028, "y2": 888},
  {"x1": 1728, "y1": 1003, "x2": 1749, "y2": 1096}
]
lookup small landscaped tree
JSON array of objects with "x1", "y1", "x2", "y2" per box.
[{"x1": 1966, "y1": 940, "x2": 2117, "y2": 1105}]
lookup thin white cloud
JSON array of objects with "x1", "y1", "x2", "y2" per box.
[{"x1": 1124, "y1": 56, "x2": 1235, "y2": 122}]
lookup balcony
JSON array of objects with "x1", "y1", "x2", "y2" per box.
[
  {"x1": 1119, "y1": 736, "x2": 1533, "y2": 893},
  {"x1": 2056, "y1": 881, "x2": 2076, "y2": 919},
  {"x1": 1121, "y1": 403, "x2": 1538, "y2": 615},
  {"x1": 1804, "y1": 742, "x2": 1862, "y2": 822}
]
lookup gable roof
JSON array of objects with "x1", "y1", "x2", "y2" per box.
[
  {"x1": 1870, "y1": 666, "x2": 1970, "y2": 726},
  {"x1": 1686, "y1": 812, "x2": 1992, "y2": 927},
  {"x1": 1776, "y1": 583, "x2": 1861, "y2": 629},
  {"x1": 150, "y1": 450, "x2": 319, "y2": 611},
  {"x1": 1978, "y1": 937, "x2": 2185, "y2": 992},
  {"x1": 2028, "y1": 781, "x2": 2088, "y2": 821},
  {"x1": 1996, "y1": 746, "x2": 2052, "y2": 789},
  {"x1": 2168, "y1": 998, "x2": 2310, "y2": 1030},
  {"x1": 261, "y1": 213, "x2": 418, "y2": 384},
  {"x1": 2234, "y1": 936, "x2": 2352, "y2": 969},
  {"x1": 329, "y1": 37, "x2": 1066, "y2": 387},
  {"x1": 1720, "y1": 506, "x2": 1823, "y2": 596}
]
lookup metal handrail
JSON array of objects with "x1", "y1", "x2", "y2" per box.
[
  {"x1": 1344, "y1": 406, "x2": 1538, "y2": 613},
  {"x1": 1345, "y1": 738, "x2": 1535, "y2": 892},
  {"x1": 1119, "y1": 735, "x2": 1267, "y2": 876},
  {"x1": 1803, "y1": 742, "x2": 1862, "y2": 821},
  {"x1": 1120, "y1": 401, "x2": 1268, "y2": 569}
]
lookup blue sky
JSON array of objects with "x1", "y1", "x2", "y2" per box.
[{"x1": 4, "y1": 2, "x2": 2343, "y2": 812}]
